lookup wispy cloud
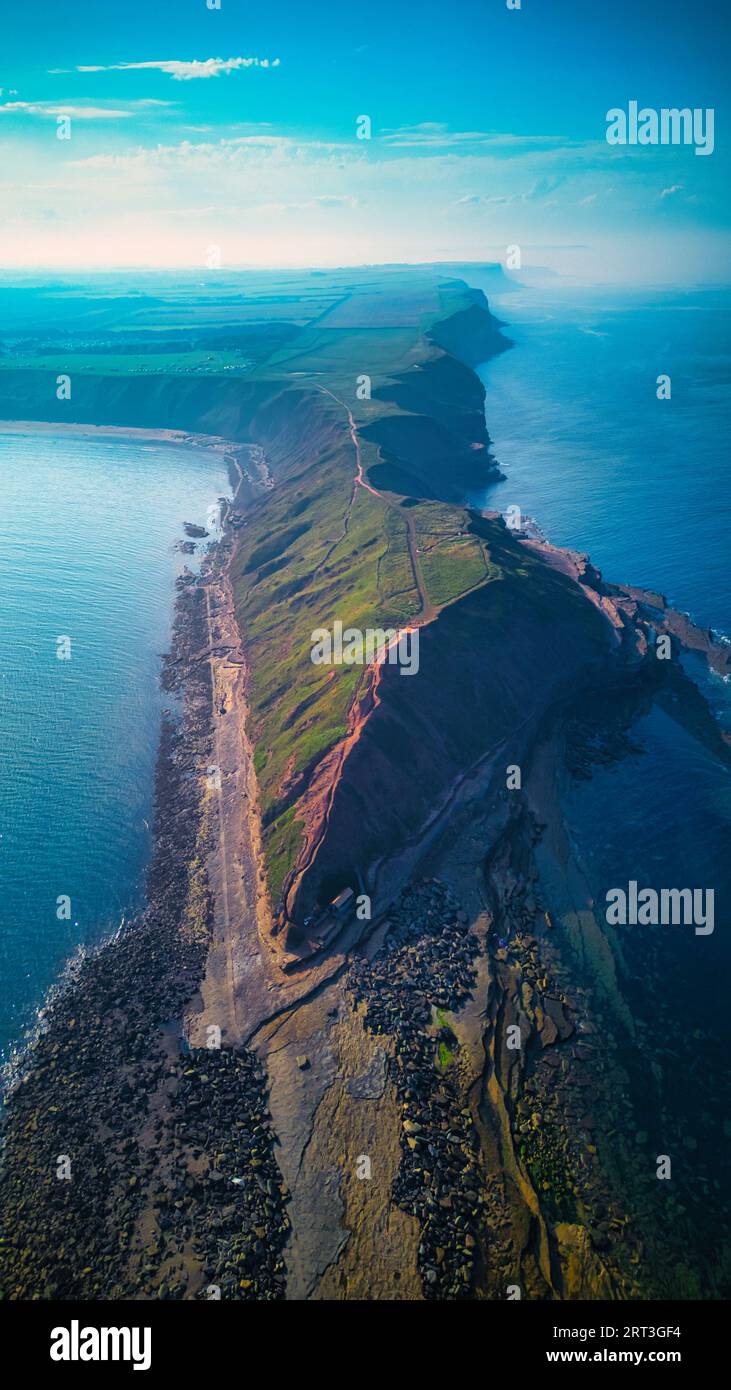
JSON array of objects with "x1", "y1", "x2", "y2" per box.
[
  {"x1": 0, "y1": 101, "x2": 143, "y2": 119},
  {"x1": 259, "y1": 194, "x2": 358, "y2": 215},
  {"x1": 2, "y1": 105, "x2": 717, "y2": 281},
  {"x1": 660, "y1": 184, "x2": 683, "y2": 199},
  {"x1": 524, "y1": 175, "x2": 565, "y2": 200},
  {"x1": 70, "y1": 132, "x2": 353, "y2": 170},
  {"x1": 313, "y1": 194, "x2": 355, "y2": 207},
  {"x1": 69, "y1": 57, "x2": 281, "y2": 81},
  {"x1": 453, "y1": 175, "x2": 564, "y2": 208},
  {"x1": 382, "y1": 122, "x2": 567, "y2": 150}
]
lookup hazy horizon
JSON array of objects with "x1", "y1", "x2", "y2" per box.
[
  {"x1": 1, "y1": 0, "x2": 729, "y2": 284},
  {"x1": 2, "y1": 265, "x2": 731, "y2": 294}
]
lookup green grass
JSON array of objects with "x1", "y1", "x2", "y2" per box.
[
  {"x1": 264, "y1": 806, "x2": 306, "y2": 905},
  {"x1": 0, "y1": 350, "x2": 256, "y2": 374},
  {"x1": 419, "y1": 536, "x2": 487, "y2": 607},
  {"x1": 225, "y1": 277, "x2": 513, "y2": 907}
]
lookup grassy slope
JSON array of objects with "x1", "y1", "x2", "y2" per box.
[{"x1": 228, "y1": 273, "x2": 512, "y2": 907}]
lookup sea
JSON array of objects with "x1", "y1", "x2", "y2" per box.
[
  {"x1": 470, "y1": 278, "x2": 731, "y2": 1022},
  {"x1": 0, "y1": 430, "x2": 227, "y2": 1061}
]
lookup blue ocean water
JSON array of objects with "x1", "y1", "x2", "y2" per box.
[
  {"x1": 0, "y1": 430, "x2": 227, "y2": 1060},
  {"x1": 472, "y1": 280, "x2": 731, "y2": 1018},
  {"x1": 473, "y1": 281, "x2": 731, "y2": 634}
]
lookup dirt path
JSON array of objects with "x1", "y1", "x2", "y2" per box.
[
  {"x1": 317, "y1": 386, "x2": 384, "y2": 502},
  {"x1": 311, "y1": 387, "x2": 383, "y2": 577},
  {"x1": 315, "y1": 386, "x2": 435, "y2": 624},
  {"x1": 404, "y1": 510, "x2": 437, "y2": 625},
  {"x1": 202, "y1": 582, "x2": 240, "y2": 1034}
]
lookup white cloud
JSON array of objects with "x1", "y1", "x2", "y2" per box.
[
  {"x1": 454, "y1": 176, "x2": 564, "y2": 209},
  {"x1": 259, "y1": 195, "x2": 358, "y2": 215},
  {"x1": 660, "y1": 184, "x2": 683, "y2": 199},
  {"x1": 2, "y1": 112, "x2": 716, "y2": 280},
  {"x1": 0, "y1": 101, "x2": 138, "y2": 119},
  {"x1": 382, "y1": 122, "x2": 567, "y2": 150},
  {"x1": 73, "y1": 56, "x2": 281, "y2": 80},
  {"x1": 314, "y1": 194, "x2": 356, "y2": 207},
  {"x1": 70, "y1": 132, "x2": 353, "y2": 172}
]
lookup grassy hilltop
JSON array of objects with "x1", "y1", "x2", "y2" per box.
[{"x1": 219, "y1": 269, "x2": 513, "y2": 909}]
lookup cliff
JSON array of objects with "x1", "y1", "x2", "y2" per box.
[
  {"x1": 0, "y1": 368, "x2": 272, "y2": 441},
  {"x1": 285, "y1": 517, "x2": 623, "y2": 921}
]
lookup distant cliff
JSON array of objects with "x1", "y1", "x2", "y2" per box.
[
  {"x1": 363, "y1": 294, "x2": 511, "y2": 501},
  {"x1": 0, "y1": 368, "x2": 272, "y2": 440}
]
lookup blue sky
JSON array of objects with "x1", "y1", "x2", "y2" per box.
[{"x1": 1, "y1": 0, "x2": 728, "y2": 280}]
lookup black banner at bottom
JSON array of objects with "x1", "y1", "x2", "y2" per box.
[{"x1": 0, "y1": 1297, "x2": 723, "y2": 1376}]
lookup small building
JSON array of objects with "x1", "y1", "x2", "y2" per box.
[{"x1": 283, "y1": 887, "x2": 356, "y2": 962}]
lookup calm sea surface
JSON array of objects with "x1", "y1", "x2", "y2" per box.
[
  {"x1": 0, "y1": 430, "x2": 227, "y2": 1060},
  {"x1": 473, "y1": 281, "x2": 731, "y2": 630},
  {"x1": 472, "y1": 280, "x2": 731, "y2": 1017}
]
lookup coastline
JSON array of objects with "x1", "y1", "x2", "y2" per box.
[
  {"x1": 0, "y1": 418, "x2": 250, "y2": 470},
  {"x1": 0, "y1": 420, "x2": 210, "y2": 444},
  {"x1": 0, "y1": 511, "x2": 291, "y2": 1298},
  {"x1": 2, "y1": 285, "x2": 730, "y2": 1299}
]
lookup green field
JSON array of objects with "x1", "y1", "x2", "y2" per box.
[{"x1": 0, "y1": 349, "x2": 258, "y2": 375}]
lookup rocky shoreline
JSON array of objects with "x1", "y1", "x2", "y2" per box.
[
  {"x1": 349, "y1": 881, "x2": 483, "y2": 1299},
  {"x1": 0, "y1": 549, "x2": 289, "y2": 1301}
]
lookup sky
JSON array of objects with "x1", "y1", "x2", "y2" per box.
[{"x1": 0, "y1": 0, "x2": 729, "y2": 282}]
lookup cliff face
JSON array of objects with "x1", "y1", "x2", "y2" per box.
[
  {"x1": 428, "y1": 296, "x2": 512, "y2": 367},
  {"x1": 221, "y1": 294, "x2": 520, "y2": 913},
  {"x1": 363, "y1": 301, "x2": 510, "y2": 501},
  {"x1": 287, "y1": 520, "x2": 618, "y2": 919},
  {"x1": 0, "y1": 369, "x2": 272, "y2": 441}
]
